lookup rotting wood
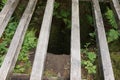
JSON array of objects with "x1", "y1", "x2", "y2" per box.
[
  {"x1": 70, "y1": 0, "x2": 81, "y2": 80},
  {"x1": 92, "y1": 0, "x2": 115, "y2": 80},
  {"x1": 0, "y1": 0, "x2": 19, "y2": 38},
  {"x1": 0, "y1": 0, "x2": 38, "y2": 80},
  {"x1": 30, "y1": 0, "x2": 54, "y2": 80}
]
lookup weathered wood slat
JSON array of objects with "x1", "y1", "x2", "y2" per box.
[
  {"x1": 111, "y1": 0, "x2": 120, "y2": 23},
  {"x1": 0, "y1": 0, "x2": 38, "y2": 79},
  {"x1": 79, "y1": 0, "x2": 110, "y2": 2},
  {"x1": 70, "y1": 0, "x2": 81, "y2": 80},
  {"x1": 30, "y1": 0, "x2": 54, "y2": 80},
  {"x1": 0, "y1": 0, "x2": 19, "y2": 38},
  {"x1": 92, "y1": 0, "x2": 115, "y2": 80}
]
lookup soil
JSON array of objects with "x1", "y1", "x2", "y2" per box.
[
  {"x1": 43, "y1": 53, "x2": 70, "y2": 80},
  {"x1": 10, "y1": 52, "x2": 70, "y2": 80},
  {"x1": 10, "y1": 74, "x2": 29, "y2": 80}
]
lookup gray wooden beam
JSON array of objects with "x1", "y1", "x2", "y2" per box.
[
  {"x1": 70, "y1": 0, "x2": 81, "y2": 80},
  {"x1": 92, "y1": 0, "x2": 115, "y2": 80},
  {"x1": 110, "y1": 0, "x2": 120, "y2": 28},
  {"x1": 0, "y1": 0, "x2": 19, "y2": 38},
  {"x1": 30, "y1": 0, "x2": 54, "y2": 80},
  {"x1": 79, "y1": 0, "x2": 110, "y2": 2},
  {"x1": 0, "y1": 0, "x2": 38, "y2": 80}
]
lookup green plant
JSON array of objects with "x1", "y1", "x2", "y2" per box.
[
  {"x1": 105, "y1": 7, "x2": 120, "y2": 43},
  {"x1": 18, "y1": 29, "x2": 37, "y2": 61},
  {"x1": 0, "y1": 41, "x2": 8, "y2": 55},
  {"x1": 0, "y1": 18, "x2": 18, "y2": 66},
  {"x1": 87, "y1": 52, "x2": 96, "y2": 62},
  {"x1": 86, "y1": 15, "x2": 93, "y2": 26},
  {"x1": 0, "y1": 19, "x2": 37, "y2": 74},
  {"x1": 105, "y1": 8, "x2": 117, "y2": 29},
  {"x1": 0, "y1": 2, "x2": 37, "y2": 73},
  {"x1": 14, "y1": 29, "x2": 37, "y2": 73},
  {"x1": 107, "y1": 29, "x2": 120, "y2": 43},
  {"x1": 82, "y1": 60, "x2": 96, "y2": 74},
  {"x1": 89, "y1": 32, "x2": 96, "y2": 39},
  {"x1": 4, "y1": 22, "x2": 18, "y2": 42},
  {"x1": 86, "y1": 14, "x2": 97, "y2": 40},
  {"x1": 0, "y1": 0, "x2": 7, "y2": 10},
  {"x1": 81, "y1": 43, "x2": 97, "y2": 74},
  {"x1": 54, "y1": 2, "x2": 60, "y2": 10},
  {"x1": 0, "y1": 55, "x2": 5, "y2": 66},
  {"x1": 54, "y1": 2, "x2": 71, "y2": 29},
  {"x1": 2, "y1": 0, "x2": 7, "y2": 5}
]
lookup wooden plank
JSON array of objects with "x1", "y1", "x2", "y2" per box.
[
  {"x1": 92, "y1": 0, "x2": 115, "y2": 80},
  {"x1": 79, "y1": 0, "x2": 120, "y2": 2},
  {"x1": 0, "y1": 0, "x2": 19, "y2": 38},
  {"x1": 30, "y1": 0, "x2": 54, "y2": 80},
  {"x1": 111, "y1": 0, "x2": 120, "y2": 25},
  {"x1": 0, "y1": 0, "x2": 38, "y2": 80},
  {"x1": 70, "y1": 0, "x2": 81, "y2": 80},
  {"x1": 79, "y1": 0, "x2": 110, "y2": 2}
]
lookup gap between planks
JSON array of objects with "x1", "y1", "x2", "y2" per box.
[
  {"x1": 92, "y1": 0, "x2": 115, "y2": 80},
  {"x1": 0, "y1": 0, "x2": 19, "y2": 38},
  {"x1": 30, "y1": 0, "x2": 54, "y2": 80}
]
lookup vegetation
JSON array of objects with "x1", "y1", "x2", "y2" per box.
[
  {"x1": 80, "y1": 6, "x2": 120, "y2": 79},
  {"x1": 0, "y1": 18, "x2": 18, "y2": 66},
  {"x1": 0, "y1": 1, "x2": 120, "y2": 79},
  {"x1": 0, "y1": 0, "x2": 7, "y2": 10},
  {"x1": 105, "y1": 7, "x2": 120, "y2": 43},
  {"x1": 81, "y1": 43, "x2": 97, "y2": 74},
  {"x1": 111, "y1": 52, "x2": 120, "y2": 80},
  {"x1": 54, "y1": 2, "x2": 71, "y2": 29},
  {"x1": 104, "y1": 7, "x2": 120, "y2": 80},
  {"x1": 0, "y1": 0, "x2": 37, "y2": 73},
  {"x1": 0, "y1": 18, "x2": 37, "y2": 73},
  {"x1": 14, "y1": 29, "x2": 37, "y2": 73},
  {"x1": 80, "y1": 5, "x2": 97, "y2": 77},
  {"x1": 54, "y1": 3, "x2": 97, "y2": 76}
]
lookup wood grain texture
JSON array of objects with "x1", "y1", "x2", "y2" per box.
[
  {"x1": 30, "y1": 0, "x2": 54, "y2": 80},
  {"x1": 79, "y1": 0, "x2": 110, "y2": 2},
  {"x1": 111, "y1": 0, "x2": 120, "y2": 20},
  {"x1": 92, "y1": 0, "x2": 115, "y2": 80},
  {"x1": 0, "y1": 0, "x2": 19, "y2": 38},
  {"x1": 70, "y1": 0, "x2": 81, "y2": 80},
  {"x1": 110, "y1": 0, "x2": 120, "y2": 27},
  {"x1": 0, "y1": 0, "x2": 38, "y2": 80}
]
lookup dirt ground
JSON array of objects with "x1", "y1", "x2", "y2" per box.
[
  {"x1": 43, "y1": 53, "x2": 70, "y2": 80},
  {"x1": 10, "y1": 53, "x2": 70, "y2": 80}
]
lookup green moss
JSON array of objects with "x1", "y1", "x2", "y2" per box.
[{"x1": 111, "y1": 52, "x2": 120, "y2": 80}]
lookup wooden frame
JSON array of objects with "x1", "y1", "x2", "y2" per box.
[
  {"x1": 70, "y1": 0, "x2": 81, "y2": 80},
  {"x1": 0, "y1": 0, "x2": 19, "y2": 37},
  {"x1": 92, "y1": 0, "x2": 115, "y2": 79},
  {"x1": 0, "y1": 0, "x2": 119, "y2": 79},
  {"x1": 30, "y1": 0, "x2": 54, "y2": 80},
  {"x1": 0, "y1": 0, "x2": 38, "y2": 79}
]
